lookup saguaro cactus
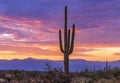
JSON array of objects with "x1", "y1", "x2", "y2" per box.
[{"x1": 59, "y1": 6, "x2": 75, "y2": 74}]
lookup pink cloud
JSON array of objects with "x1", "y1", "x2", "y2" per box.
[{"x1": 0, "y1": 15, "x2": 58, "y2": 42}]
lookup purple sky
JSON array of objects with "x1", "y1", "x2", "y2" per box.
[{"x1": 0, "y1": 0, "x2": 120, "y2": 61}]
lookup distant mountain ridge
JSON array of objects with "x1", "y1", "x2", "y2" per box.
[{"x1": 0, "y1": 58, "x2": 119, "y2": 72}]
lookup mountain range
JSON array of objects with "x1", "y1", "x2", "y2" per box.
[{"x1": 0, "y1": 58, "x2": 119, "y2": 72}]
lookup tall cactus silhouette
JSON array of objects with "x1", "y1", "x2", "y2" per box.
[{"x1": 59, "y1": 6, "x2": 75, "y2": 74}]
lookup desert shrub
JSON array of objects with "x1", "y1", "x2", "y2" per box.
[
  {"x1": 111, "y1": 67, "x2": 120, "y2": 78},
  {"x1": 41, "y1": 63, "x2": 70, "y2": 83}
]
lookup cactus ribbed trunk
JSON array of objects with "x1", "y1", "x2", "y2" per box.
[
  {"x1": 64, "y1": 53, "x2": 69, "y2": 74},
  {"x1": 59, "y1": 6, "x2": 75, "y2": 74}
]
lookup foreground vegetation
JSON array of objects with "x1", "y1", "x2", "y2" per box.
[
  {"x1": 71, "y1": 67, "x2": 120, "y2": 83},
  {"x1": 0, "y1": 67, "x2": 120, "y2": 83}
]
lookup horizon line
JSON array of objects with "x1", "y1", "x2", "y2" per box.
[{"x1": 0, "y1": 57, "x2": 119, "y2": 62}]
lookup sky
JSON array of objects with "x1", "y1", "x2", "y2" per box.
[{"x1": 0, "y1": 0, "x2": 120, "y2": 61}]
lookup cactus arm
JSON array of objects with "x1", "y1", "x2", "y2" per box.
[
  {"x1": 67, "y1": 29, "x2": 70, "y2": 52},
  {"x1": 68, "y1": 24, "x2": 75, "y2": 55},
  {"x1": 59, "y1": 30, "x2": 64, "y2": 53}
]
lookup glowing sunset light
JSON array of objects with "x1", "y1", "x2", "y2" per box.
[{"x1": 0, "y1": 50, "x2": 16, "y2": 54}]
